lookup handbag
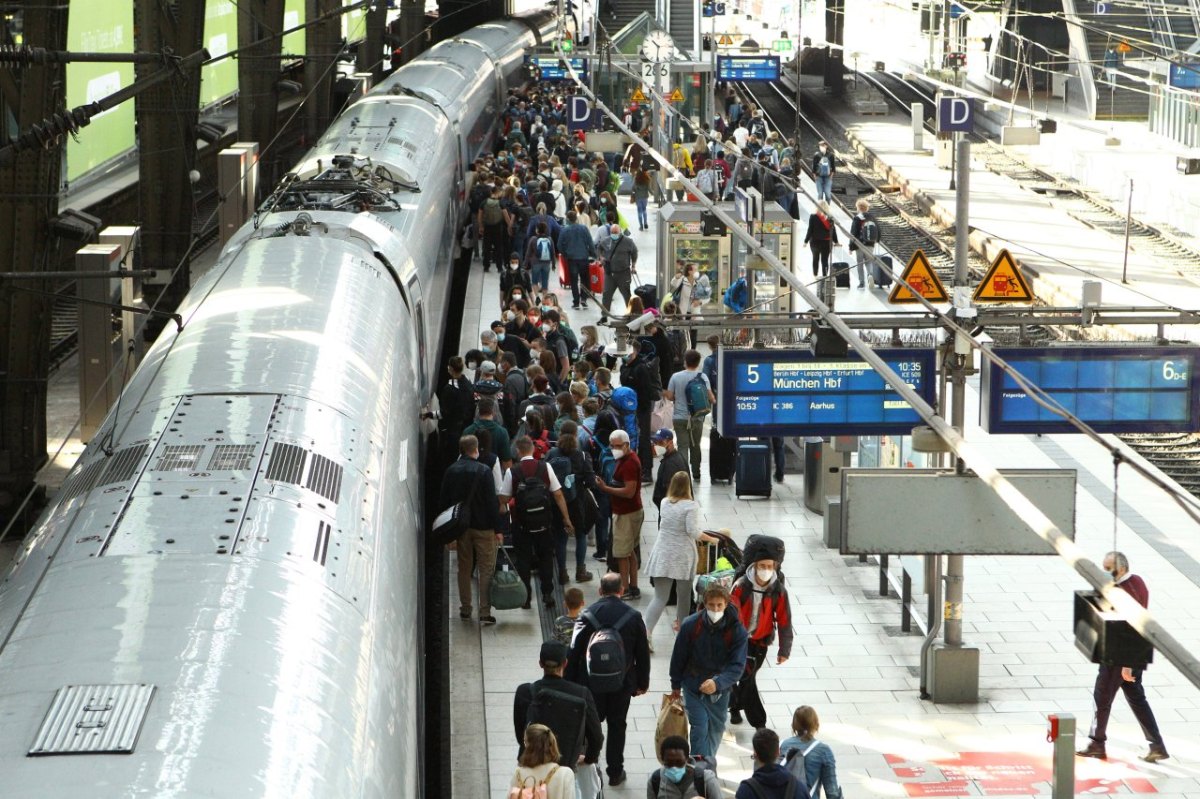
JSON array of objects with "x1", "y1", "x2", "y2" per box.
[
  {"x1": 430, "y1": 471, "x2": 479, "y2": 545},
  {"x1": 655, "y1": 694, "x2": 689, "y2": 764},
  {"x1": 491, "y1": 548, "x2": 527, "y2": 611}
]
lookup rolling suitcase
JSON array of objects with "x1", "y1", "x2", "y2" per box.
[
  {"x1": 735, "y1": 441, "x2": 772, "y2": 498},
  {"x1": 833, "y1": 263, "x2": 851, "y2": 288},
  {"x1": 872, "y1": 253, "x2": 893, "y2": 288},
  {"x1": 709, "y1": 429, "x2": 736, "y2": 483},
  {"x1": 588, "y1": 260, "x2": 605, "y2": 295},
  {"x1": 558, "y1": 254, "x2": 570, "y2": 288},
  {"x1": 635, "y1": 282, "x2": 658, "y2": 310}
]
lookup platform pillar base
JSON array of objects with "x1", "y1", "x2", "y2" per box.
[{"x1": 927, "y1": 643, "x2": 980, "y2": 703}]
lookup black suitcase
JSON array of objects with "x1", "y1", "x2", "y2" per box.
[
  {"x1": 872, "y1": 254, "x2": 893, "y2": 288},
  {"x1": 634, "y1": 282, "x2": 658, "y2": 309},
  {"x1": 709, "y1": 429, "x2": 736, "y2": 483},
  {"x1": 833, "y1": 262, "x2": 851, "y2": 288},
  {"x1": 735, "y1": 441, "x2": 772, "y2": 498}
]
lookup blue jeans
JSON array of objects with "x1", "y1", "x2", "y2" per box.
[
  {"x1": 635, "y1": 197, "x2": 648, "y2": 229},
  {"x1": 531, "y1": 261, "x2": 551, "y2": 291},
  {"x1": 555, "y1": 516, "x2": 589, "y2": 572},
  {"x1": 594, "y1": 491, "x2": 611, "y2": 559},
  {"x1": 683, "y1": 684, "x2": 731, "y2": 759},
  {"x1": 815, "y1": 175, "x2": 833, "y2": 202}
]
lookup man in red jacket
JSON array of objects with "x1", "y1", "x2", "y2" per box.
[
  {"x1": 1077, "y1": 551, "x2": 1169, "y2": 763},
  {"x1": 728, "y1": 556, "x2": 793, "y2": 730}
]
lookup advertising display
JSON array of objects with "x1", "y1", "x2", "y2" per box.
[
  {"x1": 65, "y1": 2, "x2": 136, "y2": 181},
  {"x1": 201, "y1": 0, "x2": 238, "y2": 107},
  {"x1": 343, "y1": 0, "x2": 367, "y2": 41},
  {"x1": 981, "y1": 346, "x2": 1200, "y2": 434},
  {"x1": 718, "y1": 348, "x2": 937, "y2": 437},
  {"x1": 283, "y1": 0, "x2": 307, "y2": 59}
]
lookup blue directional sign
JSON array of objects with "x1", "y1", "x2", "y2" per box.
[
  {"x1": 528, "y1": 57, "x2": 588, "y2": 81},
  {"x1": 937, "y1": 96, "x2": 974, "y2": 133},
  {"x1": 716, "y1": 56, "x2": 781, "y2": 82},
  {"x1": 718, "y1": 348, "x2": 937, "y2": 437},
  {"x1": 981, "y1": 346, "x2": 1200, "y2": 434},
  {"x1": 1169, "y1": 63, "x2": 1200, "y2": 89}
]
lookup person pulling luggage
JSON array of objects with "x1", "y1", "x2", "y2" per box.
[{"x1": 728, "y1": 538, "x2": 793, "y2": 730}]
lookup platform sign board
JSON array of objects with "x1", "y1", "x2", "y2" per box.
[
  {"x1": 981, "y1": 345, "x2": 1200, "y2": 434},
  {"x1": 568, "y1": 96, "x2": 591, "y2": 132},
  {"x1": 529, "y1": 57, "x2": 588, "y2": 81},
  {"x1": 841, "y1": 468, "x2": 1077, "y2": 555},
  {"x1": 718, "y1": 348, "x2": 937, "y2": 437},
  {"x1": 1169, "y1": 63, "x2": 1200, "y2": 89},
  {"x1": 716, "y1": 56, "x2": 781, "y2": 81},
  {"x1": 937, "y1": 96, "x2": 975, "y2": 133}
]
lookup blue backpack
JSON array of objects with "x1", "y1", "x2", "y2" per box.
[
  {"x1": 685, "y1": 373, "x2": 711, "y2": 416},
  {"x1": 610, "y1": 386, "x2": 639, "y2": 452}
]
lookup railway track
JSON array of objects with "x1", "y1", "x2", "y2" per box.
[{"x1": 736, "y1": 75, "x2": 1200, "y2": 498}]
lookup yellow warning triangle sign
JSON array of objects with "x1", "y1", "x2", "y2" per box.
[
  {"x1": 631, "y1": 87, "x2": 647, "y2": 102},
  {"x1": 888, "y1": 249, "x2": 949, "y2": 304},
  {"x1": 718, "y1": 34, "x2": 733, "y2": 45},
  {"x1": 668, "y1": 88, "x2": 685, "y2": 102},
  {"x1": 973, "y1": 248, "x2": 1033, "y2": 302}
]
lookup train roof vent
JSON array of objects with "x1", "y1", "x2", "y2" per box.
[
  {"x1": 58, "y1": 458, "x2": 108, "y2": 504},
  {"x1": 208, "y1": 444, "x2": 257, "y2": 471},
  {"x1": 99, "y1": 443, "x2": 149, "y2": 486},
  {"x1": 265, "y1": 442, "x2": 307, "y2": 485},
  {"x1": 28, "y1": 684, "x2": 156, "y2": 756},
  {"x1": 305, "y1": 454, "x2": 344, "y2": 503},
  {"x1": 313, "y1": 521, "x2": 333, "y2": 566},
  {"x1": 153, "y1": 445, "x2": 205, "y2": 472}
]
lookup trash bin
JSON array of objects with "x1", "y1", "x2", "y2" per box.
[{"x1": 804, "y1": 438, "x2": 824, "y2": 513}]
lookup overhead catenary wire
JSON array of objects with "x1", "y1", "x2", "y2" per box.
[{"x1": 557, "y1": 50, "x2": 1200, "y2": 689}]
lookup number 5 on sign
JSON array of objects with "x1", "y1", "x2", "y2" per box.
[{"x1": 746, "y1": 364, "x2": 760, "y2": 384}]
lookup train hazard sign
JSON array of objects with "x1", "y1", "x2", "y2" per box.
[
  {"x1": 631, "y1": 87, "x2": 647, "y2": 102},
  {"x1": 973, "y1": 249, "x2": 1033, "y2": 302},
  {"x1": 889, "y1": 249, "x2": 949, "y2": 304},
  {"x1": 718, "y1": 34, "x2": 734, "y2": 46},
  {"x1": 668, "y1": 87, "x2": 685, "y2": 102}
]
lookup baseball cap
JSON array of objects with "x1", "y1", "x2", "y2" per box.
[
  {"x1": 480, "y1": 360, "x2": 496, "y2": 375},
  {"x1": 651, "y1": 428, "x2": 674, "y2": 443},
  {"x1": 539, "y1": 640, "x2": 570, "y2": 668}
]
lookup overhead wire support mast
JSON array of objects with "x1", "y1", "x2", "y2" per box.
[
  {"x1": 0, "y1": 48, "x2": 209, "y2": 167},
  {"x1": 556, "y1": 50, "x2": 1200, "y2": 693}
]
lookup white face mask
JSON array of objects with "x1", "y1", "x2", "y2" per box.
[
  {"x1": 756, "y1": 567, "x2": 776, "y2": 586},
  {"x1": 653, "y1": 445, "x2": 666, "y2": 457},
  {"x1": 706, "y1": 609, "x2": 724, "y2": 624},
  {"x1": 612, "y1": 447, "x2": 626, "y2": 459},
  {"x1": 541, "y1": 323, "x2": 552, "y2": 334},
  {"x1": 505, "y1": 310, "x2": 516, "y2": 321}
]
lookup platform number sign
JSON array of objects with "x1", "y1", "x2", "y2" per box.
[{"x1": 1095, "y1": 1, "x2": 1109, "y2": 13}]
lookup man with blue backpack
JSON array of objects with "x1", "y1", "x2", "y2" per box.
[
  {"x1": 811, "y1": 141, "x2": 835, "y2": 203},
  {"x1": 565, "y1": 572, "x2": 651, "y2": 789},
  {"x1": 662, "y1": 349, "x2": 715, "y2": 481},
  {"x1": 723, "y1": 269, "x2": 749, "y2": 314}
]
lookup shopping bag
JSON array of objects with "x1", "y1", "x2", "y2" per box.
[
  {"x1": 652, "y1": 398, "x2": 672, "y2": 433},
  {"x1": 655, "y1": 694, "x2": 689, "y2": 763}
]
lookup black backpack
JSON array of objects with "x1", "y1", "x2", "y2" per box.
[
  {"x1": 861, "y1": 217, "x2": 880, "y2": 246},
  {"x1": 524, "y1": 683, "x2": 588, "y2": 767},
  {"x1": 649, "y1": 765, "x2": 712, "y2": 798},
  {"x1": 501, "y1": 266, "x2": 532, "y2": 296},
  {"x1": 513, "y1": 461, "x2": 554, "y2": 533},
  {"x1": 545, "y1": 450, "x2": 576, "y2": 502},
  {"x1": 581, "y1": 607, "x2": 637, "y2": 693}
]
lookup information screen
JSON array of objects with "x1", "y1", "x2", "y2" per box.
[
  {"x1": 981, "y1": 346, "x2": 1200, "y2": 434},
  {"x1": 718, "y1": 348, "x2": 937, "y2": 437},
  {"x1": 529, "y1": 57, "x2": 588, "y2": 81},
  {"x1": 716, "y1": 56, "x2": 781, "y2": 81}
]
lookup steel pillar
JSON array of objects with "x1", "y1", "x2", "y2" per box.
[
  {"x1": 133, "y1": 0, "x2": 206, "y2": 335},
  {"x1": 0, "y1": 2, "x2": 69, "y2": 526},
  {"x1": 237, "y1": 0, "x2": 286, "y2": 189},
  {"x1": 824, "y1": 0, "x2": 845, "y2": 96},
  {"x1": 306, "y1": 0, "x2": 341, "y2": 143},
  {"x1": 357, "y1": 0, "x2": 390, "y2": 83}
]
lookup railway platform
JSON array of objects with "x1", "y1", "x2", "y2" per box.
[{"x1": 448, "y1": 198, "x2": 1200, "y2": 798}]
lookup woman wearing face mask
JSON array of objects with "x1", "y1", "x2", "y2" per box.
[
  {"x1": 728, "y1": 548, "x2": 793, "y2": 731},
  {"x1": 643, "y1": 471, "x2": 721, "y2": 649},
  {"x1": 668, "y1": 584, "x2": 748, "y2": 761}
]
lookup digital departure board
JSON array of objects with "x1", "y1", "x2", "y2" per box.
[
  {"x1": 716, "y1": 56, "x2": 781, "y2": 82},
  {"x1": 529, "y1": 57, "x2": 588, "y2": 81},
  {"x1": 981, "y1": 346, "x2": 1200, "y2": 434},
  {"x1": 718, "y1": 348, "x2": 937, "y2": 437}
]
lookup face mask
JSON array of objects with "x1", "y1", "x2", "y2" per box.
[
  {"x1": 819, "y1": 146, "x2": 828, "y2": 153},
  {"x1": 756, "y1": 567, "x2": 776, "y2": 586},
  {"x1": 541, "y1": 323, "x2": 551, "y2": 334},
  {"x1": 653, "y1": 445, "x2": 666, "y2": 457},
  {"x1": 512, "y1": 291, "x2": 523, "y2": 300},
  {"x1": 1110, "y1": 569, "x2": 1120, "y2": 581},
  {"x1": 706, "y1": 609, "x2": 724, "y2": 624},
  {"x1": 663, "y1": 766, "x2": 687, "y2": 783},
  {"x1": 613, "y1": 447, "x2": 626, "y2": 459},
  {"x1": 466, "y1": 361, "x2": 479, "y2": 370},
  {"x1": 497, "y1": 333, "x2": 506, "y2": 342},
  {"x1": 600, "y1": 199, "x2": 608, "y2": 205},
  {"x1": 611, "y1": 233, "x2": 621, "y2": 241},
  {"x1": 505, "y1": 310, "x2": 516, "y2": 321},
  {"x1": 510, "y1": 262, "x2": 520, "y2": 271},
  {"x1": 482, "y1": 345, "x2": 496, "y2": 354},
  {"x1": 541, "y1": 305, "x2": 552, "y2": 313}
]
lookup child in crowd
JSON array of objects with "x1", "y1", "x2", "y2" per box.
[{"x1": 553, "y1": 587, "x2": 585, "y2": 645}]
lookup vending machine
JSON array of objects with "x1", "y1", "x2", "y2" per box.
[
  {"x1": 729, "y1": 188, "x2": 795, "y2": 313},
  {"x1": 656, "y1": 203, "x2": 734, "y2": 315}
]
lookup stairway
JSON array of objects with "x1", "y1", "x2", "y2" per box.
[
  {"x1": 1147, "y1": 0, "x2": 1200, "y2": 55},
  {"x1": 599, "y1": 0, "x2": 655, "y2": 40},
  {"x1": 1074, "y1": 4, "x2": 1152, "y2": 119}
]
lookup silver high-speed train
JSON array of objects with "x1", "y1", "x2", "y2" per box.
[{"x1": 0, "y1": 12, "x2": 552, "y2": 797}]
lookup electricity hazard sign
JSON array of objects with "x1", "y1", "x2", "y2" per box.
[
  {"x1": 631, "y1": 87, "x2": 647, "y2": 102},
  {"x1": 889, "y1": 250, "x2": 949, "y2": 304},
  {"x1": 973, "y1": 248, "x2": 1033, "y2": 302}
]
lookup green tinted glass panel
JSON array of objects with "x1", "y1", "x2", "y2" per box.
[
  {"x1": 283, "y1": 0, "x2": 307, "y2": 57},
  {"x1": 343, "y1": 0, "x2": 367, "y2": 41},
  {"x1": 65, "y1": 1, "x2": 135, "y2": 181},
  {"x1": 200, "y1": 0, "x2": 239, "y2": 107}
]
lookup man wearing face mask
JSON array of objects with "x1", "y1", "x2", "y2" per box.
[
  {"x1": 541, "y1": 309, "x2": 572, "y2": 384},
  {"x1": 593, "y1": 429, "x2": 643, "y2": 600},
  {"x1": 651, "y1": 429, "x2": 689, "y2": 511},
  {"x1": 493, "y1": 320, "x2": 531, "y2": 369},
  {"x1": 728, "y1": 553, "x2": 793, "y2": 730},
  {"x1": 598, "y1": 224, "x2": 637, "y2": 323},
  {"x1": 669, "y1": 584, "x2": 748, "y2": 760},
  {"x1": 506, "y1": 299, "x2": 539, "y2": 341},
  {"x1": 647, "y1": 736, "x2": 722, "y2": 799}
]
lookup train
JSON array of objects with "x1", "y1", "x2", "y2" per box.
[{"x1": 0, "y1": 11, "x2": 553, "y2": 797}]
